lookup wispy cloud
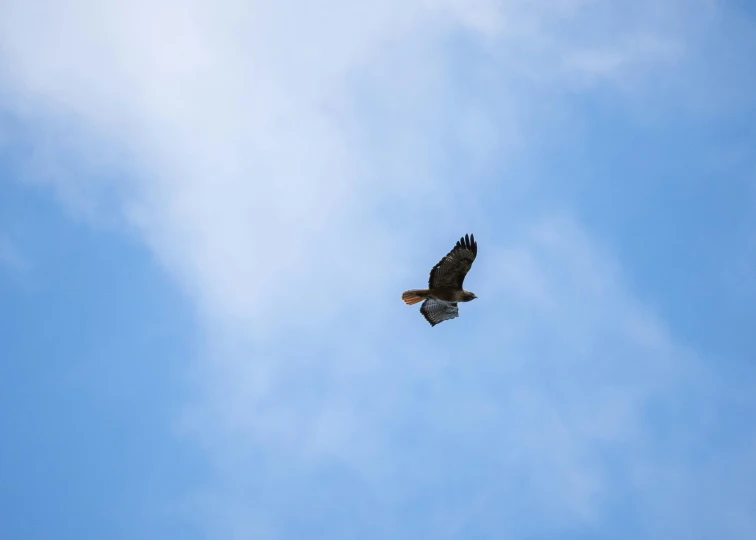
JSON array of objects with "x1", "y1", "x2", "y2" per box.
[
  {"x1": 178, "y1": 213, "x2": 754, "y2": 538},
  {"x1": 0, "y1": 0, "x2": 709, "y2": 324}
]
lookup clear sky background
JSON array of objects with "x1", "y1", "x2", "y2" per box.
[{"x1": 1, "y1": 1, "x2": 755, "y2": 538}]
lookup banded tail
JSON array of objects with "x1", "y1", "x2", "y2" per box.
[{"x1": 402, "y1": 289, "x2": 430, "y2": 305}]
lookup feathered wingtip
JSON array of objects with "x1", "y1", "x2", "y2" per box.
[{"x1": 456, "y1": 233, "x2": 477, "y2": 255}]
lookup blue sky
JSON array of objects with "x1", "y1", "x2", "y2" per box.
[{"x1": 1, "y1": 1, "x2": 755, "y2": 539}]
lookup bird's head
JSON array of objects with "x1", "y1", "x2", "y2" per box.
[{"x1": 463, "y1": 291, "x2": 478, "y2": 301}]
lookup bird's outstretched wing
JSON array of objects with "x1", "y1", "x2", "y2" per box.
[
  {"x1": 420, "y1": 299, "x2": 459, "y2": 326},
  {"x1": 428, "y1": 233, "x2": 477, "y2": 289}
]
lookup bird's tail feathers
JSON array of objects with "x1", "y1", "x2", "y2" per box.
[{"x1": 402, "y1": 289, "x2": 430, "y2": 305}]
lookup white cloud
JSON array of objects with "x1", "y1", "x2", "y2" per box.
[
  {"x1": 173, "y1": 213, "x2": 753, "y2": 538},
  {"x1": 1, "y1": 0, "x2": 481, "y2": 326},
  {"x1": 0, "y1": 0, "x2": 703, "y2": 325}
]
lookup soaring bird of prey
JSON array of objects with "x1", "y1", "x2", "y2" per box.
[{"x1": 401, "y1": 233, "x2": 478, "y2": 326}]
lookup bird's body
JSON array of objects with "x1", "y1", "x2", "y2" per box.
[
  {"x1": 401, "y1": 287, "x2": 474, "y2": 304},
  {"x1": 402, "y1": 233, "x2": 478, "y2": 326}
]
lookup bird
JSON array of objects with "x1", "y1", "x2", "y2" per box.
[{"x1": 401, "y1": 233, "x2": 478, "y2": 326}]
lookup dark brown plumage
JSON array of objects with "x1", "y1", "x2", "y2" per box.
[{"x1": 401, "y1": 233, "x2": 478, "y2": 326}]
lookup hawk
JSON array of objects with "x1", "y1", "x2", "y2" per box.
[{"x1": 401, "y1": 233, "x2": 478, "y2": 326}]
